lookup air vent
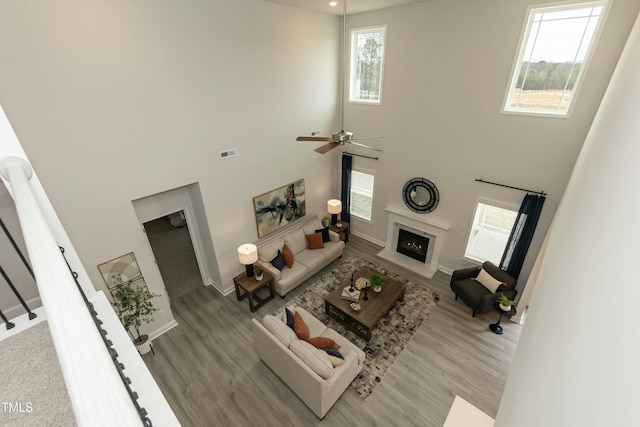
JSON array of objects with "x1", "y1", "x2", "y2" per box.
[{"x1": 219, "y1": 148, "x2": 237, "y2": 159}]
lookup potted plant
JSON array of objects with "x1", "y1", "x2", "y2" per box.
[
  {"x1": 370, "y1": 273, "x2": 386, "y2": 292},
  {"x1": 111, "y1": 276, "x2": 159, "y2": 355},
  {"x1": 321, "y1": 216, "x2": 331, "y2": 228},
  {"x1": 498, "y1": 293, "x2": 516, "y2": 312}
]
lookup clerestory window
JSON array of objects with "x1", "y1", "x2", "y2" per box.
[
  {"x1": 349, "y1": 26, "x2": 386, "y2": 104},
  {"x1": 503, "y1": 1, "x2": 609, "y2": 116}
]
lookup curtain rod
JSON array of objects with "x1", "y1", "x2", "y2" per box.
[
  {"x1": 343, "y1": 152, "x2": 379, "y2": 160},
  {"x1": 475, "y1": 178, "x2": 546, "y2": 196}
]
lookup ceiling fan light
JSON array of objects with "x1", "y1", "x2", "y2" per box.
[{"x1": 333, "y1": 130, "x2": 352, "y2": 142}]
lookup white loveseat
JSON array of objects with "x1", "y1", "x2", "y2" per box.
[
  {"x1": 252, "y1": 306, "x2": 365, "y2": 419},
  {"x1": 256, "y1": 216, "x2": 345, "y2": 297}
]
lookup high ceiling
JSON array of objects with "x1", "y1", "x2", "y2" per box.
[{"x1": 261, "y1": 0, "x2": 429, "y2": 15}]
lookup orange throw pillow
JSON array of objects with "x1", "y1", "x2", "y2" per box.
[
  {"x1": 293, "y1": 312, "x2": 310, "y2": 341},
  {"x1": 307, "y1": 336, "x2": 341, "y2": 350},
  {"x1": 305, "y1": 232, "x2": 324, "y2": 249},
  {"x1": 282, "y1": 244, "x2": 294, "y2": 268}
]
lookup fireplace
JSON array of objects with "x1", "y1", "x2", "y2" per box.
[
  {"x1": 377, "y1": 206, "x2": 450, "y2": 279},
  {"x1": 396, "y1": 229, "x2": 429, "y2": 263}
]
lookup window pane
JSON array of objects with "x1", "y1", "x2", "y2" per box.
[
  {"x1": 350, "y1": 27, "x2": 386, "y2": 104},
  {"x1": 350, "y1": 170, "x2": 374, "y2": 221},
  {"x1": 505, "y1": 2, "x2": 607, "y2": 115},
  {"x1": 465, "y1": 203, "x2": 517, "y2": 265}
]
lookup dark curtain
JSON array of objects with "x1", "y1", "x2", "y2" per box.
[
  {"x1": 500, "y1": 194, "x2": 545, "y2": 278},
  {"x1": 340, "y1": 154, "x2": 353, "y2": 224}
]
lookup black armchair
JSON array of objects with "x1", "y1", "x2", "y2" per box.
[{"x1": 450, "y1": 261, "x2": 517, "y2": 317}]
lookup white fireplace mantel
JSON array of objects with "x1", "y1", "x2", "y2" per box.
[{"x1": 377, "y1": 206, "x2": 450, "y2": 279}]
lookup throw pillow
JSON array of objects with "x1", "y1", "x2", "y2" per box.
[
  {"x1": 263, "y1": 315, "x2": 297, "y2": 347},
  {"x1": 322, "y1": 348, "x2": 344, "y2": 359},
  {"x1": 474, "y1": 268, "x2": 504, "y2": 293},
  {"x1": 307, "y1": 336, "x2": 340, "y2": 350},
  {"x1": 315, "y1": 228, "x2": 330, "y2": 243},
  {"x1": 285, "y1": 307, "x2": 295, "y2": 330},
  {"x1": 270, "y1": 249, "x2": 286, "y2": 271},
  {"x1": 326, "y1": 354, "x2": 345, "y2": 367},
  {"x1": 282, "y1": 244, "x2": 294, "y2": 268},
  {"x1": 289, "y1": 339, "x2": 334, "y2": 379},
  {"x1": 293, "y1": 311, "x2": 310, "y2": 341},
  {"x1": 257, "y1": 240, "x2": 281, "y2": 263},
  {"x1": 305, "y1": 232, "x2": 324, "y2": 249}
]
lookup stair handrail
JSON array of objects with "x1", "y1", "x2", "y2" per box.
[{"x1": 0, "y1": 156, "x2": 142, "y2": 426}]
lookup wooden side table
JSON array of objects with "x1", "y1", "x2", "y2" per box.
[
  {"x1": 233, "y1": 270, "x2": 274, "y2": 313},
  {"x1": 330, "y1": 220, "x2": 350, "y2": 243}
]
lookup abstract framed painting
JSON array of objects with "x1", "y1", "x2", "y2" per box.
[{"x1": 253, "y1": 179, "x2": 306, "y2": 238}]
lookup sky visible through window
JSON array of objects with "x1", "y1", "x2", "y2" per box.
[
  {"x1": 505, "y1": 2, "x2": 606, "y2": 114},
  {"x1": 524, "y1": 6, "x2": 602, "y2": 62}
]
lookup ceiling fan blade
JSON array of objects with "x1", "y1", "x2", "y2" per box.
[
  {"x1": 351, "y1": 135, "x2": 382, "y2": 141},
  {"x1": 348, "y1": 140, "x2": 383, "y2": 151},
  {"x1": 297, "y1": 136, "x2": 334, "y2": 142},
  {"x1": 315, "y1": 142, "x2": 340, "y2": 154}
]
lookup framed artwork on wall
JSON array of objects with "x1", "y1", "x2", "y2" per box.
[
  {"x1": 253, "y1": 179, "x2": 306, "y2": 238},
  {"x1": 98, "y1": 251, "x2": 142, "y2": 290}
]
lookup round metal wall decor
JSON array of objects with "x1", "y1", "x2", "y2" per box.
[{"x1": 402, "y1": 177, "x2": 439, "y2": 213}]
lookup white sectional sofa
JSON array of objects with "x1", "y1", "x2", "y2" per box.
[
  {"x1": 256, "y1": 216, "x2": 345, "y2": 297},
  {"x1": 252, "y1": 306, "x2": 365, "y2": 419}
]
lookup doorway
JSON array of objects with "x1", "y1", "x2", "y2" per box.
[{"x1": 143, "y1": 210, "x2": 203, "y2": 301}]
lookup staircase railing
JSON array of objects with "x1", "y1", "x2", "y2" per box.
[
  {"x1": 0, "y1": 156, "x2": 144, "y2": 425},
  {"x1": 0, "y1": 215, "x2": 38, "y2": 329}
]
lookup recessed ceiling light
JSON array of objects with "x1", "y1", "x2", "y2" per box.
[{"x1": 329, "y1": 1, "x2": 338, "y2": 6}]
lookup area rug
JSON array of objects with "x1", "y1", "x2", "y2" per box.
[{"x1": 281, "y1": 255, "x2": 439, "y2": 400}]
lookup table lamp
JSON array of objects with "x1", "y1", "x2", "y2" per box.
[
  {"x1": 327, "y1": 199, "x2": 342, "y2": 227},
  {"x1": 237, "y1": 243, "x2": 258, "y2": 277}
]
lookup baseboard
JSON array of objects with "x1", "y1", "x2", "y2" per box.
[
  {"x1": 0, "y1": 306, "x2": 47, "y2": 341},
  {"x1": 206, "y1": 278, "x2": 234, "y2": 297},
  {"x1": 439, "y1": 266, "x2": 454, "y2": 275},
  {"x1": 350, "y1": 230, "x2": 385, "y2": 248},
  {"x1": 2, "y1": 296, "x2": 42, "y2": 319},
  {"x1": 150, "y1": 319, "x2": 178, "y2": 340}
]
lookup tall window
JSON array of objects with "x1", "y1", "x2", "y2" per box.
[
  {"x1": 504, "y1": 1, "x2": 608, "y2": 115},
  {"x1": 350, "y1": 169, "x2": 375, "y2": 221},
  {"x1": 349, "y1": 26, "x2": 386, "y2": 104},
  {"x1": 465, "y1": 201, "x2": 518, "y2": 265}
]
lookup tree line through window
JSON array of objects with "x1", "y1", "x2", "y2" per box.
[
  {"x1": 350, "y1": 26, "x2": 386, "y2": 104},
  {"x1": 505, "y1": 1, "x2": 607, "y2": 114}
]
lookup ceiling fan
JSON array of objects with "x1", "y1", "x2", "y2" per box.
[{"x1": 296, "y1": 0, "x2": 382, "y2": 155}]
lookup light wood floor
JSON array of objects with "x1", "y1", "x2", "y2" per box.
[{"x1": 143, "y1": 234, "x2": 522, "y2": 427}]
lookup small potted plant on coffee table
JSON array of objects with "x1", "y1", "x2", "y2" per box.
[
  {"x1": 498, "y1": 293, "x2": 516, "y2": 312},
  {"x1": 370, "y1": 273, "x2": 386, "y2": 293}
]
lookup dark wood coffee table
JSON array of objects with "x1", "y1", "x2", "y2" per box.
[{"x1": 324, "y1": 266, "x2": 406, "y2": 341}]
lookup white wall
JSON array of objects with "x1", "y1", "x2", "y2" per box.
[
  {"x1": 0, "y1": 0, "x2": 340, "y2": 333},
  {"x1": 344, "y1": 0, "x2": 640, "y2": 286},
  {"x1": 2, "y1": 0, "x2": 640, "y2": 338},
  {"x1": 495, "y1": 9, "x2": 640, "y2": 426},
  {"x1": 0, "y1": 105, "x2": 99, "y2": 313}
]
